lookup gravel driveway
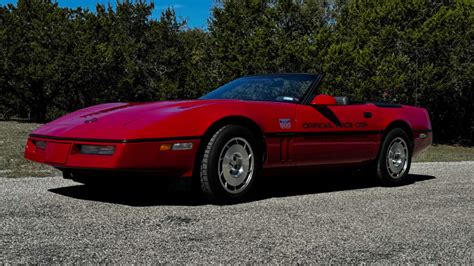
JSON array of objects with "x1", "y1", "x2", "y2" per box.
[{"x1": 0, "y1": 162, "x2": 472, "y2": 263}]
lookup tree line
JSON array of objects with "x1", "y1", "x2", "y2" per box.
[{"x1": 0, "y1": 0, "x2": 472, "y2": 144}]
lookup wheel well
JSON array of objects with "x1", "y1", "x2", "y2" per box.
[
  {"x1": 193, "y1": 116, "x2": 267, "y2": 175},
  {"x1": 383, "y1": 120, "x2": 414, "y2": 146},
  {"x1": 373, "y1": 120, "x2": 414, "y2": 162}
]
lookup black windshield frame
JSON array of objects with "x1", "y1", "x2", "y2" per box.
[{"x1": 200, "y1": 73, "x2": 322, "y2": 104}]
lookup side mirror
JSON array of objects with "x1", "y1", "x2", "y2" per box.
[{"x1": 310, "y1": 94, "x2": 337, "y2": 106}]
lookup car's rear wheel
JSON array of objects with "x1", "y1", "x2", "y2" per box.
[
  {"x1": 376, "y1": 128, "x2": 412, "y2": 186},
  {"x1": 200, "y1": 125, "x2": 260, "y2": 203}
]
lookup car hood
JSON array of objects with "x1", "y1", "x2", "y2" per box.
[{"x1": 32, "y1": 100, "x2": 223, "y2": 140}]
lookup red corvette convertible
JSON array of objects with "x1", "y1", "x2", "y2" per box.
[{"x1": 25, "y1": 74, "x2": 432, "y2": 203}]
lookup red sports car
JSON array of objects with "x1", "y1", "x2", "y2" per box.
[{"x1": 25, "y1": 74, "x2": 432, "y2": 203}]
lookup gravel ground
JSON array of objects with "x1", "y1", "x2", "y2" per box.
[{"x1": 0, "y1": 162, "x2": 472, "y2": 263}]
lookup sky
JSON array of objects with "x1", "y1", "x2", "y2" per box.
[{"x1": 0, "y1": 0, "x2": 214, "y2": 28}]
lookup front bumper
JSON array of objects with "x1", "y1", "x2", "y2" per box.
[{"x1": 25, "y1": 136, "x2": 201, "y2": 177}]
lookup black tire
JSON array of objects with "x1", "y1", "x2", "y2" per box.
[
  {"x1": 200, "y1": 125, "x2": 260, "y2": 204},
  {"x1": 376, "y1": 128, "x2": 412, "y2": 186}
]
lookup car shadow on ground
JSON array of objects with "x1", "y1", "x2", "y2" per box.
[{"x1": 49, "y1": 169, "x2": 436, "y2": 207}]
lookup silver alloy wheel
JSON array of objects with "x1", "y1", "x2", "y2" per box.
[
  {"x1": 386, "y1": 137, "x2": 409, "y2": 178},
  {"x1": 217, "y1": 137, "x2": 255, "y2": 194}
]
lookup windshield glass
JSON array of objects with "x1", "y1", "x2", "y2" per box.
[{"x1": 200, "y1": 74, "x2": 317, "y2": 103}]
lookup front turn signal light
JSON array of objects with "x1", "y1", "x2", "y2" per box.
[{"x1": 160, "y1": 144, "x2": 172, "y2": 151}]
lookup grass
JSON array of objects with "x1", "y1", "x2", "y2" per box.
[
  {"x1": 0, "y1": 121, "x2": 60, "y2": 178},
  {"x1": 0, "y1": 121, "x2": 472, "y2": 178},
  {"x1": 413, "y1": 144, "x2": 474, "y2": 162}
]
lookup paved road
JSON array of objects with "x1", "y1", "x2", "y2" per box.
[{"x1": 0, "y1": 162, "x2": 473, "y2": 263}]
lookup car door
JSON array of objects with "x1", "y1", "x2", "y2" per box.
[{"x1": 291, "y1": 99, "x2": 381, "y2": 166}]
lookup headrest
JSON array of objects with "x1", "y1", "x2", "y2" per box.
[{"x1": 334, "y1": 96, "x2": 349, "y2": 105}]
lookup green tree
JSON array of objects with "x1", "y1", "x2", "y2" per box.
[
  {"x1": 0, "y1": 0, "x2": 472, "y2": 143},
  {"x1": 323, "y1": 0, "x2": 473, "y2": 143},
  {"x1": 0, "y1": 0, "x2": 74, "y2": 121},
  {"x1": 209, "y1": 0, "x2": 330, "y2": 85}
]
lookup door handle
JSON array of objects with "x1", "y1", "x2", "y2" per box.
[{"x1": 364, "y1": 112, "x2": 372, "y2": 118}]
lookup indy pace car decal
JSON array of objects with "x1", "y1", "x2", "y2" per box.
[{"x1": 303, "y1": 122, "x2": 368, "y2": 129}]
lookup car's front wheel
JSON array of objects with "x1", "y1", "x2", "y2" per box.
[
  {"x1": 200, "y1": 125, "x2": 260, "y2": 203},
  {"x1": 376, "y1": 128, "x2": 412, "y2": 186}
]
